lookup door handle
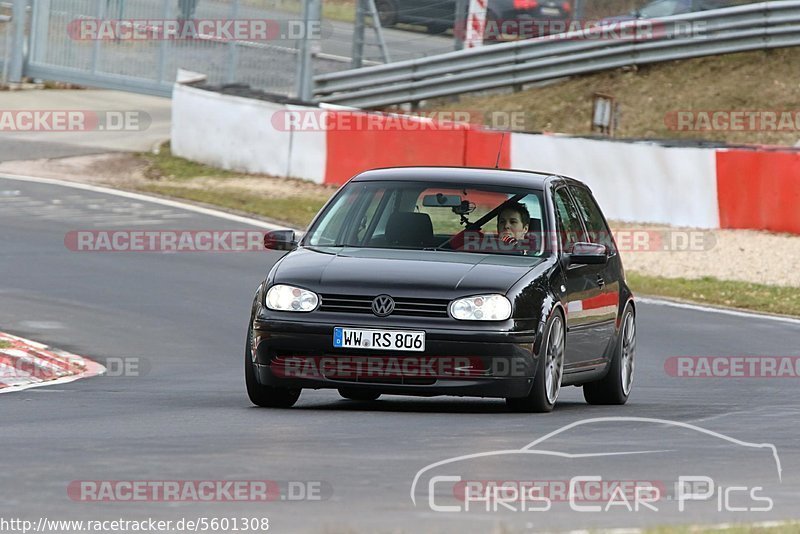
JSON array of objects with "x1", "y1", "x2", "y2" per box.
[{"x1": 596, "y1": 274, "x2": 605, "y2": 287}]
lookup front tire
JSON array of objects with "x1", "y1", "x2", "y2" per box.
[
  {"x1": 583, "y1": 304, "x2": 635, "y2": 405},
  {"x1": 338, "y1": 388, "x2": 381, "y2": 401},
  {"x1": 506, "y1": 310, "x2": 565, "y2": 413},
  {"x1": 245, "y1": 322, "x2": 301, "y2": 408}
]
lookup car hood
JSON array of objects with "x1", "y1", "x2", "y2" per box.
[{"x1": 272, "y1": 247, "x2": 541, "y2": 297}]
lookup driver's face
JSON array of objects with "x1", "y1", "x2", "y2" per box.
[{"x1": 497, "y1": 209, "x2": 528, "y2": 240}]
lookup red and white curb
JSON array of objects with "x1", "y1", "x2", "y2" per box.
[{"x1": 0, "y1": 332, "x2": 105, "y2": 393}]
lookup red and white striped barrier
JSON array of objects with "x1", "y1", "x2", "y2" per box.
[
  {"x1": 172, "y1": 83, "x2": 800, "y2": 234},
  {"x1": 0, "y1": 332, "x2": 105, "y2": 392}
]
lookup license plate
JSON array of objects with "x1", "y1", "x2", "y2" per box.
[
  {"x1": 541, "y1": 7, "x2": 560, "y2": 15},
  {"x1": 333, "y1": 327, "x2": 425, "y2": 352}
]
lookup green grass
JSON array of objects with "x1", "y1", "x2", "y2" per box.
[
  {"x1": 134, "y1": 144, "x2": 331, "y2": 228},
  {"x1": 628, "y1": 272, "x2": 800, "y2": 317},
  {"x1": 140, "y1": 143, "x2": 237, "y2": 181}
]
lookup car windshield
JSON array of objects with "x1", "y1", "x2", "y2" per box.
[{"x1": 302, "y1": 180, "x2": 547, "y2": 257}]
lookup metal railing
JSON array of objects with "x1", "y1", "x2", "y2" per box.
[{"x1": 314, "y1": 1, "x2": 800, "y2": 108}]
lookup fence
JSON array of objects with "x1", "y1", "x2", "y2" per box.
[{"x1": 1, "y1": 0, "x2": 460, "y2": 98}]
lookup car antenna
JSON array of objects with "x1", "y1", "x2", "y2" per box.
[{"x1": 494, "y1": 132, "x2": 506, "y2": 169}]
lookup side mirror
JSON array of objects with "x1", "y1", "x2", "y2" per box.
[
  {"x1": 566, "y1": 242, "x2": 607, "y2": 266},
  {"x1": 264, "y1": 230, "x2": 296, "y2": 251}
]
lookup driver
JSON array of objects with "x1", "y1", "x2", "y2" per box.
[
  {"x1": 451, "y1": 201, "x2": 531, "y2": 253},
  {"x1": 497, "y1": 202, "x2": 530, "y2": 250}
]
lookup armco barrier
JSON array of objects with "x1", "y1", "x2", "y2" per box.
[{"x1": 171, "y1": 83, "x2": 800, "y2": 234}]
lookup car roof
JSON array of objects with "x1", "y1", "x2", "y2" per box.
[{"x1": 350, "y1": 166, "x2": 566, "y2": 189}]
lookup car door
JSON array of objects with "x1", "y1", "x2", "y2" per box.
[
  {"x1": 568, "y1": 185, "x2": 619, "y2": 347},
  {"x1": 552, "y1": 186, "x2": 608, "y2": 367}
]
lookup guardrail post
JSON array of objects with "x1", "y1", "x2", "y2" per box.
[
  {"x1": 90, "y1": 0, "x2": 105, "y2": 75},
  {"x1": 454, "y1": 0, "x2": 467, "y2": 51},
  {"x1": 351, "y1": 0, "x2": 365, "y2": 68},
  {"x1": 225, "y1": 0, "x2": 240, "y2": 84},
  {"x1": 29, "y1": 0, "x2": 50, "y2": 67},
  {"x1": 156, "y1": 0, "x2": 170, "y2": 84},
  {"x1": 573, "y1": 0, "x2": 584, "y2": 20},
  {"x1": 7, "y1": 0, "x2": 27, "y2": 83},
  {"x1": 295, "y1": 0, "x2": 321, "y2": 101}
]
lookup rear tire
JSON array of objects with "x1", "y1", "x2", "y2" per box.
[
  {"x1": 506, "y1": 310, "x2": 565, "y2": 413},
  {"x1": 374, "y1": 0, "x2": 398, "y2": 27},
  {"x1": 583, "y1": 304, "x2": 635, "y2": 405},
  {"x1": 338, "y1": 388, "x2": 381, "y2": 401},
  {"x1": 245, "y1": 322, "x2": 301, "y2": 408}
]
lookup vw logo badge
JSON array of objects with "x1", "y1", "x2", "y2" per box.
[{"x1": 372, "y1": 295, "x2": 395, "y2": 317}]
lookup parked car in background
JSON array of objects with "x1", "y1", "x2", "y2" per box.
[
  {"x1": 376, "y1": 0, "x2": 573, "y2": 38},
  {"x1": 604, "y1": 0, "x2": 739, "y2": 22}
]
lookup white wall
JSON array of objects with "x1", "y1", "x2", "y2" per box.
[
  {"x1": 511, "y1": 133, "x2": 720, "y2": 228},
  {"x1": 171, "y1": 84, "x2": 327, "y2": 183},
  {"x1": 285, "y1": 104, "x2": 327, "y2": 184}
]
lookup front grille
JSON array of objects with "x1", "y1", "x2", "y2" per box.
[{"x1": 319, "y1": 294, "x2": 450, "y2": 318}]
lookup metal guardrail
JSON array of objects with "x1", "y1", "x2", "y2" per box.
[{"x1": 314, "y1": 1, "x2": 800, "y2": 108}]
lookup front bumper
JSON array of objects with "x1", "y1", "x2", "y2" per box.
[{"x1": 252, "y1": 314, "x2": 543, "y2": 399}]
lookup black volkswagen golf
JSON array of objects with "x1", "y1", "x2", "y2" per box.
[{"x1": 246, "y1": 167, "x2": 635, "y2": 413}]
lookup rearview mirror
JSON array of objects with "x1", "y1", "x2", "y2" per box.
[
  {"x1": 422, "y1": 193, "x2": 462, "y2": 208},
  {"x1": 566, "y1": 242, "x2": 607, "y2": 266},
  {"x1": 264, "y1": 230, "x2": 296, "y2": 251}
]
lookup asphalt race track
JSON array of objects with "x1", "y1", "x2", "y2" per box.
[{"x1": 2, "y1": 175, "x2": 799, "y2": 532}]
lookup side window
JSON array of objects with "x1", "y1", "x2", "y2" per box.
[
  {"x1": 553, "y1": 187, "x2": 586, "y2": 251},
  {"x1": 569, "y1": 186, "x2": 616, "y2": 253}
]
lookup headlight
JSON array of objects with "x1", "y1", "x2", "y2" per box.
[
  {"x1": 265, "y1": 284, "x2": 319, "y2": 312},
  {"x1": 449, "y1": 294, "x2": 512, "y2": 321}
]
